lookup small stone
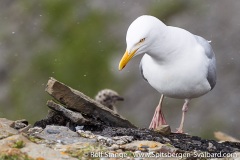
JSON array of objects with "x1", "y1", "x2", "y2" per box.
[
  {"x1": 139, "y1": 145, "x2": 149, "y2": 152},
  {"x1": 97, "y1": 135, "x2": 134, "y2": 146},
  {"x1": 47, "y1": 129, "x2": 60, "y2": 134},
  {"x1": 173, "y1": 138, "x2": 179, "y2": 142},
  {"x1": 148, "y1": 143, "x2": 178, "y2": 153},
  {"x1": 112, "y1": 136, "x2": 121, "y2": 140},
  {"x1": 77, "y1": 130, "x2": 84, "y2": 134},
  {"x1": 207, "y1": 142, "x2": 216, "y2": 151},
  {"x1": 115, "y1": 149, "x2": 123, "y2": 152},
  {"x1": 162, "y1": 137, "x2": 171, "y2": 142},
  {"x1": 121, "y1": 141, "x2": 162, "y2": 152},
  {"x1": 115, "y1": 140, "x2": 125, "y2": 145},
  {"x1": 10, "y1": 119, "x2": 28, "y2": 130},
  {"x1": 56, "y1": 140, "x2": 62, "y2": 143},
  {"x1": 140, "y1": 145, "x2": 149, "y2": 149},
  {"x1": 85, "y1": 131, "x2": 91, "y2": 134},
  {"x1": 77, "y1": 130, "x2": 95, "y2": 139},
  {"x1": 112, "y1": 136, "x2": 134, "y2": 144},
  {"x1": 154, "y1": 125, "x2": 171, "y2": 135},
  {"x1": 97, "y1": 135, "x2": 105, "y2": 141},
  {"x1": 108, "y1": 144, "x2": 119, "y2": 150},
  {"x1": 192, "y1": 140, "x2": 201, "y2": 146},
  {"x1": 214, "y1": 131, "x2": 240, "y2": 142},
  {"x1": 97, "y1": 135, "x2": 114, "y2": 146},
  {"x1": 134, "y1": 150, "x2": 141, "y2": 154},
  {"x1": 27, "y1": 127, "x2": 43, "y2": 135},
  {"x1": 14, "y1": 123, "x2": 27, "y2": 129},
  {"x1": 106, "y1": 138, "x2": 114, "y2": 146},
  {"x1": 19, "y1": 124, "x2": 32, "y2": 133},
  {"x1": 123, "y1": 136, "x2": 134, "y2": 142},
  {"x1": 0, "y1": 118, "x2": 18, "y2": 139},
  {"x1": 75, "y1": 126, "x2": 84, "y2": 131}
]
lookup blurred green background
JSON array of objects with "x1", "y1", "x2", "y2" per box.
[
  {"x1": 1, "y1": 0, "x2": 240, "y2": 139},
  {"x1": 0, "y1": 0, "x2": 186, "y2": 121},
  {"x1": 1, "y1": 0, "x2": 122, "y2": 120}
]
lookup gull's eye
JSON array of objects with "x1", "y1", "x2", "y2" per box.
[{"x1": 139, "y1": 38, "x2": 145, "y2": 43}]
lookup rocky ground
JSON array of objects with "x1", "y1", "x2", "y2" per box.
[
  {"x1": 1, "y1": 78, "x2": 240, "y2": 160},
  {"x1": 0, "y1": 118, "x2": 240, "y2": 160}
]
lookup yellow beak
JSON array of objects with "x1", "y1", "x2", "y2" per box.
[{"x1": 119, "y1": 49, "x2": 138, "y2": 70}]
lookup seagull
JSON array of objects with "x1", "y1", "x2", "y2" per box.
[
  {"x1": 118, "y1": 15, "x2": 216, "y2": 133},
  {"x1": 95, "y1": 89, "x2": 124, "y2": 112}
]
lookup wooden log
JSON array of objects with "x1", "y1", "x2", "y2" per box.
[{"x1": 45, "y1": 77, "x2": 136, "y2": 128}]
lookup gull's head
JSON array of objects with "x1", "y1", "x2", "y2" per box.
[{"x1": 119, "y1": 15, "x2": 166, "y2": 70}]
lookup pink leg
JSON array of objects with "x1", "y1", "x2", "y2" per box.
[
  {"x1": 176, "y1": 99, "x2": 190, "y2": 133},
  {"x1": 149, "y1": 94, "x2": 167, "y2": 129}
]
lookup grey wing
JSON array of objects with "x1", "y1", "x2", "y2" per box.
[
  {"x1": 139, "y1": 61, "x2": 148, "y2": 82},
  {"x1": 195, "y1": 35, "x2": 217, "y2": 90}
]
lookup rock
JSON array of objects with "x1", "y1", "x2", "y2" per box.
[
  {"x1": 10, "y1": 119, "x2": 28, "y2": 130},
  {"x1": 53, "y1": 142, "x2": 108, "y2": 159},
  {"x1": 112, "y1": 136, "x2": 134, "y2": 145},
  {"x1": 162, "y1": 137, "x2": 171, "y2": 142},
  {"x1": 77, "y1": 130, "x2": 96, "y2": 138},
  {"x1": 121, "y1": 141, "x2": 161, "y2": 151},
  {"x1": 155, "y1": 125, "x2": 171, "y2": 136},
  {"x1": 108, "y1": 144, "x2": 120, "y2": 150},
  {"x1": 148, "y1": 144, "x2": 178, "y2": 153},
  {"x1": 0, "y1": 118, "x2": 18, "y2": 139},
  {"x1": 97, "y1": 135, "x2": 114, "y2": 146},
  {"x1": 121, "y1": 140, "x2": 179, "y2": 153},
  {"x1": 36, "y1": 125, "x2": 96, "y2": 144},
  {"x1": 19, "y1": 124, "x2": 32, "y2": 133},
  {"x1": 0, "y1": 134, "x2": 77, "y2": 160},
  {"x1": 45, "y1": 77, "x2": 136, "y2": 128},
  {"x1": 207, "y1": 142, "x2": 217, "y2": 152},
  {"x1": 214, "y1": 131, "x2": 240, "y2": 142},
  {"x1": 121, "y1": 144, "x2": 138, "y2": 151},
  {"x1": 192, "y1": 140, "x2": 202, "y2": 146},
  {"x1": 97, "y1": 135, "x2": 134, "y2": 147},
  {"x1": 75, "y1": 125, "x2": 84, "y2": 131},
  {"x1": 0, "y1": 148, "x2": 32, "y2": 160},
  {"x1": 234, "y1": 152, "x2": 240, "y2": 160},
  {"x1": 27, "y1": 126, "x2": 43, "y2": 136},
  {"x1": 46, "y1": 100, "x2": 90, "y2": 124},
  {"x1": 115, "y1": 149, "x2": 123, "y2": 153},
  {"x1": 54, "y1": 142, "x2": 98, "y2": 152}
]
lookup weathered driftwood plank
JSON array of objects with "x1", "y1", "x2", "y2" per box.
[{"x1": 45, "y1": 77, "x2": 136, "y2": 128}]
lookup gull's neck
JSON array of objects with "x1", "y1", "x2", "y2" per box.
[{"x1": 147, "y1": 26, "x2": 194, "y2": 63}]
